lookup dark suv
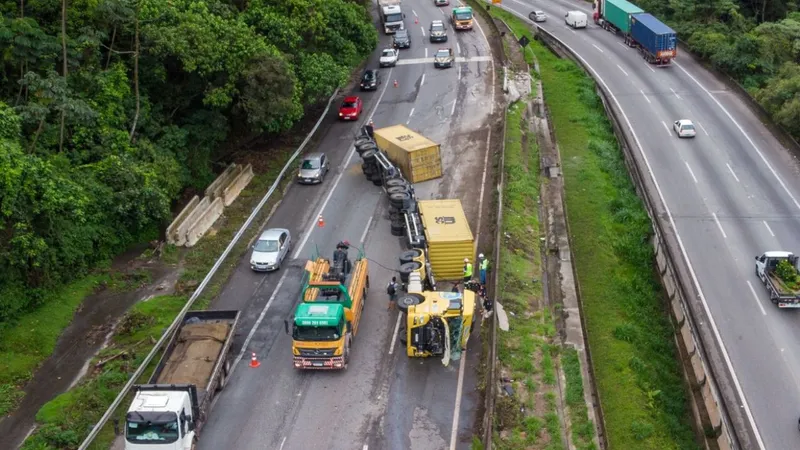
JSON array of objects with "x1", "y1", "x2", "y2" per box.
[
  {"x1": 429, "y1": 20, "x2": 448, "y2": 43},
  {"x1": 360, "y1": 69, "x2": 380, "y2": 91},
  {"x1": 393, "y1": 29, "x2": 411, "y2": 49}
]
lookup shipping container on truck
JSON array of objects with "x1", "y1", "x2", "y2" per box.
[
  {"x1": 630, "y1": 13, "x2": 677, "y2": 65},
  {"x1": 593, "y1": 0, "x2": 643, "y2": 37},
  {"x1": 417, "y1": 199, "x2": 474, "y2": 280},
  {"x1": 373, "y1": 125, "x2": 443, "y2": 183},
  {"x1": 124, "y1": 311, "x2": 240, "y2": 450}
]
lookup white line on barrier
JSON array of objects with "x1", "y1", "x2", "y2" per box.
[{"x1": 746, "y1": 281, "x2": 767, "y2": 315}]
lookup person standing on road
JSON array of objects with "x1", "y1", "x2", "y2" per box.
[
  {"x1": 366, "y1": 120, "x2": 375, "y2": 139},
  {"x1": 386, "y1": 276, "x2": 398, "y2": 310},
  {"x1": 463, "y1": 258, "x2": 473, "y2": 283},
  {"x1": 478, "y1": 253, "x2": 489, "y2": 287}
]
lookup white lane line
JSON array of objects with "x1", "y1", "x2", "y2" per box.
[
  {"x1": 292, "y1": 67, "x2": 393, "y2": 259},
  {"x1": 677, "y1": 61, "x2": 800, "y2": 215},
  {"x1": 421, "y1": 27, "x2": 425, "y2": 37},
  {"x1": 684, "y1": 161, "x2": 698, "y2": 184},
  {"x1": 441, "y1": 8, "x2": 445, "y2": 16},
  {"x1": 420, "y1": 73, "x2": 426, "y2": 87},
  {"x1": 591, "y1": 43, "x2": 604, "y2": 53},
  {"x1": 451, "y1": 99, "x2": 457, "y2": 116},
  {"x1": 670, "y1": 87, "x2": 681, "y2": 100},
  {"x1": 697, "y1": 121, "x2": 709, "y2": 136},
  {"x1": 406, "y1": 107, "x2": 415, "y2": 124},
  {"x1": 449, "y1": 352, "x2": 468, "y2": 450},
  {"x1": 617, "y1": 42, "x2": 629, "y2": 49},
  {"x1": 412, "y1": 9, "x2": 417, "y2": 16},
  {"x1": 457, "y1": 43, "x2": 461, "y2": 55},
  {"x1": 661, "y1": 121, "x2": 671, "y2": 136},
  {"x1": 360, "y1": 216, "x2": 373, "y2": 243},
  {"x1": 616, "y1": 64, "x2": 628, "y2": 77},
  {"x1": 645, "y1": 63, "x2": 655, "y2": 73},
  {"x1": 726, "y1": 163, "x2": 740, "y2": 182},
  {"x1": 425, "y1": 47, "x2": 428, "y2": 58},
  {"x1": 747, "y1": 281, "x2": 767, "y2": 315},
  {"x1": 279, "y1": 436, "x2": 287, "y2": 450},
  {"x1": 230, "y1": 271, "x2": 289, "y2": 377},
  {"x1": 457, "y1": 65, "x2": 461, "y2": 80},
  {"x1": 388, "y1": 314, "x2": 402, "y2": 355},
  {"x1": 363, "y1": 445, "x2": 369, "y2": 450},
  {"x1": 396, "y1": 55, "x2": 493, "y2": 66},
  {"x1": 640, "y1": 89, "x2": 651, "y2": 104},
  {"x1": 712, "y1": 212, "x2": 727, "y2": 238},
  {"x1": 566, "y1": 27, "x2": 576, "y2": 34},
  {"x1": 762, "y1": 220, "x2": 775, "y2": 237}
]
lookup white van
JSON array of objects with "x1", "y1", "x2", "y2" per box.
[{"x1": 564, "y1": 11, "x2": 588, "y2": 29}]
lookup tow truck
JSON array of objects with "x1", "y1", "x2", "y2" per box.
[
  {"x1": 755, "y1": 251, "x2": 800, "y2": 308},
  {"x1": 285, "y1": 241, "x2": 369, "y2": 369}
]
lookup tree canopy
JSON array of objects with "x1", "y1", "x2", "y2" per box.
[{"x1": 0, "y1": 0, "x2": 377, "y2": 322}]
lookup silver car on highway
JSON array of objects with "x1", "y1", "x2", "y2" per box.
[
  {"x1": 250, "y1": 228, "x2": 291, "y2": 272},
  {"x1": 297, "y1": 152, "x2": 330, "y2": 184}
]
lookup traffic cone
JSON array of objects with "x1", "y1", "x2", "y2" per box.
[
  {"x1": 415, "y1": 16, "x2": 418, "y2": 24},
  {"x1": 249, "y1": 352, "x2": 260, "y2": 368},
  {"x1": 317, "y1": 214, "x2": 325, "y2": 228},
  {"x1": 393, "y1": 80, "x2": 398, "y2": 88}
]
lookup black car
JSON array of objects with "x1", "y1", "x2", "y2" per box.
[
  {"x1": 393, "y1": 29, "x2": 411, "y2": 49},
  {"x1": 360, "y1": 69, "x2": 380, "y2": 91}
]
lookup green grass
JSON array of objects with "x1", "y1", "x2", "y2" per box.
[
  {"x1": 0, "y1": 274, "x2": 110, "y2": 416},
  {"x1": 486, "y1": 8, "x2": 700, "y2": 450}
]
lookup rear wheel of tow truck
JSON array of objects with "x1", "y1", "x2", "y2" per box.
[{"x1": 397, "y1": 293, "x2": 425, "y2": 313}]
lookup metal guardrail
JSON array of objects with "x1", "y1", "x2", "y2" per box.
[{"x1": 77, "y1": 88, "x2": 341, "y2": 450}]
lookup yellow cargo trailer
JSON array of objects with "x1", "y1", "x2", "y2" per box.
[
  {"x1": 373, "y1": 125, "x2": 443, "y2": 183},
  {"x1": 418, "y1": 199, "x2": 474, "y2": 280}
]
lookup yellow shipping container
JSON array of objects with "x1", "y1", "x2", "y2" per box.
[
  {"x1": 373, "y1": 125, "x2": 442, "y2": 183},
  {"x1": 418, "y1": 199, "x2": 474, "y2": 280}
]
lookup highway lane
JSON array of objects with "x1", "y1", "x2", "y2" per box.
[
  {"x1": 197, "y1": 2, "x2": 497, "y2": 449},
  {"x1": 496, "y1": 0, "x2": 800, "y2": 448}
]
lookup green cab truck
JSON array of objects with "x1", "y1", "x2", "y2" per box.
[{"x1": 593, "y1": 0, "x2": 643, "y2": 37}]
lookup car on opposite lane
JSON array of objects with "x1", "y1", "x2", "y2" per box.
[
  {"x1": 360, "y1": 69, "x2": 380, "y2": 91},
  {"x1": 250, "y1": 228, "x2": 291, "y2": 271},
  {"x1": 429, "y1": 20, "x2": 448, "y2": 43},
  {"x1": 297, "y1": 152, "x2": 330, "y2": 184},
  {"x1": 379, "y1": 48, "x2": 399, "y2": 67},
  {"x1": 530, "y1": 10, "x2": 547, "y2": 22},
  {"x1": 393, "y1": 29, "x2": 411, "y2": 49},
  {"x1": 673, "y1": 119, "x2": 697, "y2": 138},
  {"x1": 434, "y1": 48, "x2": 455, "y2": 68},
  {"x1": 339, "y1": 96, "x2": 363, "y2": 121},
  {"x1": 434, "y1": 0, "x2": 449, "y2": 5}
]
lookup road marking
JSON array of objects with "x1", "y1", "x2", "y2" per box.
[
  {"x1": 591, "y1": 43, "x2": 604, "y2": 53},
  {"x1": 360, "y1": 216, "x2": 373, "y2": 244},
  {"x1": 388, "y1": 314, "x2": 402, "y2": 355},
  {"x1": 616, "y1": 64, "x2": 628, "y2": 77},
  {"x1": 279, "y1": 436, "x2": 287, "y2": 450},
  {"x1": 406, "y1": 107, "x2": 415, "y2": 124},
  {"x1": 762, "y1": 220, "x2": 775, "y2": 237},
  {"x1": 640, "y1": 89, "x2": 651, "y2": 104},
  {"x1": 230, "y1": 271, "x2": 289, "y2": 377},
  {"x1": 697, "y1": 121, "x2": 709, "y2": 136},
  {"x1": 712, "y1": 212, "x2": 727, "y2": 238},
  {"x1": 617, "y1": 42, "x2": 629, "y2": 49},
  {"x1": 746, "y1": 281, "x2": 767, "y2": 315},
  {"x1": 441, "y1": 8, "x2": 445, "y2": 16},
  {"x1": 457, "y1": 65, "x2": 461, "y2": 80},
  {"x1": 645, "y1": 63, "x2": 655, "y2": 73},
  {"x1": 412, "y1": 9, "x2": 417, "y2": 16},
  {"x1": 566, "y1": 27, "x2": 576, "y2": 34},
  {"x1": 451, "y1": 99, "x2": 457, "y2": 116},
  {"x1": 661, "y1": 121, "x2": 671, "y2": 136},
  {"x1": 457, "y1": 43, "x2": 461, "y2": 55},
  {"x1": 420, "y1": 73, "x2": 426, "y2": 87},
  {"x1": 363, "y1": 445, "x2": 369, "y2": 450},
  {"x1": 292, "y1": 67, "x2": 394, "y2": 259},
  {"x1": 396, "y1": 55, "x2": 492, "y2": 66},
  {"x1": 726, "y1": 163, "x2": 740, "y2": 182},
  {"x1": 449, "y1": 350, "x2": 468, "y2": 450},
  {"x1": 677, "y1": 61, "x2": 800, "y2": 215},
  {"x1": 421, "y1": 27, "x2": 425, "y2": 37},
  {"x1": 684, "y1": 161, "x2": 698, "y2": 184},
  {"x1": 670, "y1": 87, "x2": 681, "y2": 99},
  {"x1": 425, "y1": 47, "x2": 428, "y2": 58}
]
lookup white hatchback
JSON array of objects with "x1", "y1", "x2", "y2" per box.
[
  {"x1": 530, "y1": 11, "x2": 546, "y2": 22},
  {"x1": 673, "y1": 119, "x2": 697, "y2": 138}
]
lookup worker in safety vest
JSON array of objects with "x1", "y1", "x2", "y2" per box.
[
  {"x1": 463, "y1": 258, "x2": 473, "y2": 283},
  {"x1": 478, "y1": 253, "x2": 489, "y2": 286}
]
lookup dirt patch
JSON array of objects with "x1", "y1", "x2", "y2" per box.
[{"x1": 155, "y1": 322, "x2": 230, "y2": 387}]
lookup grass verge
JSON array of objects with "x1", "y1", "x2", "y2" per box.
[{"x1": 488, "y1": 7, "x2": 700, "y2": 449}]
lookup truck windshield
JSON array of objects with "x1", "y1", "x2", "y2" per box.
[
  {"x1": 454, "y1": 12, "x2": 472, "y2": 20},
  {"x1": 385, "y1": 13, "x2": 402, "y2": 22},
  {"x1": 294, "y1": 325, "x2": 341, "y2": 341},
  {"x1": 126, "y1": 413, "x2": 179, "y2": 444}
]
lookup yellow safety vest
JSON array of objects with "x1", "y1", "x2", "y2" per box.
[
  {"x1": 464, "y1": 263, "x2": 473, "y2": 277},
  {"x1": 480, "y1": 259, "x2": 489, "y2": 271}
]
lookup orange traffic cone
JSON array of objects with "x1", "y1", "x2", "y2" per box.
[
  {"x1": 249, "y1": 352, "x2": 260, "y2": 368},
  {"x1": 415, "y1": 16, "x2": 418, "y2": 24},
  {"x1": 393, "y1": 80, "x2": 398, "y2": 88},
  {"x1": 317, "y1": 214, "x2": 325, "y2": 228}
]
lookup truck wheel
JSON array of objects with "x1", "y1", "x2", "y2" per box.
[
  {"x1": 361, "y1": 149, "x2": 378, "y2": 161},
  {"x1": 399, "y1": 249, "x2": 424, "y2": 265},
  {"x1": 386, "y1": 185, "x2": 409, "y2": 196},
  {"x1": 385, "y1": 178, "x2": 407, "y2": 189},
  {"x1": 372, "y1": 177, "x2": 383, "y2": 186},
  {"x1": 356, "y1": 142, "x2": 377, "y2": 156},
  {"x1": 399, "y1": 261, "x2": 422, "y2": 283},
  {"x1": 391, "y1": 220, "x2": 406, "y2": 236},
  {"x1": 355, "y1": 137, "x2": 374, "y2": 149},
  {"x1": 397, "y1": 293, "x2": 425, "y2": 313},
  {"x1": 389, "y1": 192, "x2": 411, "y2": 208}
]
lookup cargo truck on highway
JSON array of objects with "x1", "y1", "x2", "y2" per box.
[
  {"x1": 755, "y1": 251, "x2": 800, "y2": 308},
  {"x1": 630, "y1": 13, "x2": 677, "y2": 65},
  {"x1": 284, "y1": 241, "x2": 369, "y2": 369},
  {"x1": 123, "y1": 310, "x2": 240, "y2": 450},
  {"x1": 450, "y1": 6, "x2": 474, "y2": 30},
  {"x1": 379, "y1": 0, "x2": 405, "y2": 34},
  {"x1": 593, "y1": 0, "x2": 643, "y2": 37}
]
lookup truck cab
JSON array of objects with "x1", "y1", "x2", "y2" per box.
[
  {"x1": 287, "y1": 303, "x2": 350, "y2": 369},
  {"x1": 406, "y1": 290, "x2": 475, "y2": 364},
  {"x1": 451, "y1": 7, "x2": 474, "y2": 30},
  {"x1": 379, "y1": 0, "x2": 405, "y2": 34},
  {"x1": 125, "y1": 386, "x2": 197, "y2": 450}
]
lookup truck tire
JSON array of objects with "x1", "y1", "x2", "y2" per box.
[
  {"x1": 361, "y1": 149, "x2": 378, "y2": 162},
  {"x1": 385, "y1": 178, "x2": 407, "y2": 189},
  {"x1": 362, "y1": 163, "x2": 374, "y2": 175},
  {"x1": 399, "y1": 249, "x2": 424, "y2": 265},
  {"x1": 386, "y1": 185, "x2": 408, "y2": 196},
  {"x1": 391, "y1": 221, "x2": 405, "y2": 236},
  {"x1": 354, "y1": 137, "x2": 374, "y2": 148},
  {"x1": 399, "y1": 261, "x2": 422, "y2": 283},
  {"x1": 389, "y1": 192, "x2": 411, "y2": 208},
  {"x1": 356, "y1": 144, "x2": 378, "y2": 157},
  {"x1": 217, "y1": 360, "x2": 231, "y2": 391},
  {"x1": 397, "y1": 293, "x2": 425, "y2": 313},
  {"x1": 372, "y1": 177, "x2": 383, "y2": 186}
]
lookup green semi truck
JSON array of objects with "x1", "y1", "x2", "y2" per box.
[{"x1": 593, "y1": 0, "x2": 643, "y2": 37}]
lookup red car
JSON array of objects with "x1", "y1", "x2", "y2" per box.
[{"x1": 339, "y1": 96, "x2": 363, "y2": 121}]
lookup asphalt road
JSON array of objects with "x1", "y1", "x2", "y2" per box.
[
  {"x1": 497, "y1": 0, "x2": 800, "y2": 448},
  {"x1": 195, "y1": 2, "x2": 497, "y2": 450}
]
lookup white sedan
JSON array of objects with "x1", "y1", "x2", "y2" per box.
[
  {"x1": 673, "y1": 119, "x2": 697, "y2": 138},
  {"x1": 530, "y1": 11, "x2": 547, "y2": 22},
  {"x1": 379, "y1": 48, "x2": 399, "y2": 67}
]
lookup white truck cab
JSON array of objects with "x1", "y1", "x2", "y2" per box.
[{"x1": 125, "y1": 388, "x2": 197, "y2": 450}]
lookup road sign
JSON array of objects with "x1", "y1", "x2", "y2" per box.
[{"x1": 518, "y1": 35, "x2": 530, "y2": 48}]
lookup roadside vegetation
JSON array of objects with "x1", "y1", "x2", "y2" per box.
[
  {"x1": 0, "y1": 0, "x2": 376, "y2": 418},
  {"x1": 488, "y1": 8, "x2": 700, "y2": 450}
]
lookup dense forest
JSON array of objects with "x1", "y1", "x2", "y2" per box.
[
  {"x1": 635, "y1": 0, "x2": 800, "y2": 138},
  {"x1": 0, "y1": 0, "x2": 377, "y2": 322}
]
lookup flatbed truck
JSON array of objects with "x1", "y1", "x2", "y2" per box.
[
  {"x1": 123, "y1": 310, "x2": 240, "y2": 450},
  {"x1": 755, "y1": 251, "x2": 800, "y2": 308}
]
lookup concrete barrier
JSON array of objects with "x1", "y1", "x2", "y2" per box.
[
  {"x1": 205, "y1": 164, "x2": 241, "y2": 200},
  {"x1": 173, "y1": 196, "x2": 210, "y2": 246},
  {"x1": 222, "y1": 164, "x2": 254, "y2": 207},
  {"x1": 185, "y1": 197, "x2": 224, "y2": 247},
  {"x1": 166, "y1": 195, "x2": 199, "y2": 245}
]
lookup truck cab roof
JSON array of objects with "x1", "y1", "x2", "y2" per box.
[
  {"x1": 128, "y1": 391, "x2": 185, "y2": 414},
  {"x1": 295, "y1": 303, "x2": 344, "y2": 327},
  {"x1": 763, "y1": 251, "x2": 794, "y2": 259},
  {"x1": 383, "y1": 4, "x2": 401, "y2": 13}
]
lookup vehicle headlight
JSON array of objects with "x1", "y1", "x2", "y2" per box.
[{"x1": 339, "y1": 112, "x2": 343, "y2": 116}]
